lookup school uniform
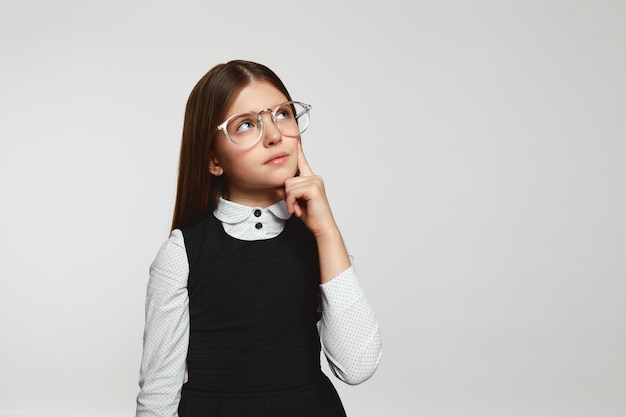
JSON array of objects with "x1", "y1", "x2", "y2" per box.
[{"x1": 137, "y1": 198, "x2": 381, "y2": 417}]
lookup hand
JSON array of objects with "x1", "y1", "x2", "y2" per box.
[
  {"x1": 277, "y1": 140, "x2": 351, "y2": 282},
  {"x1": 276, "y1": 141, "x2": 337, "y2": 237}
]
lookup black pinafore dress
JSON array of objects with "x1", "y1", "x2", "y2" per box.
[{"x1": 178, "y1": 214, "x2": 347, "y2": 417}]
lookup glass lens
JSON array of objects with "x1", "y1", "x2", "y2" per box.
[
  {"x1": 225, "y1": 112, "x2": 261, "y2": 146},
  {"x1": 275, "y1": 102, "x2": 309, "y2": 137}
]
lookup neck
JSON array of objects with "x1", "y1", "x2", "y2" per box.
[{"x1": 223, "y1": 192, "x2": 282, "y2": 209}]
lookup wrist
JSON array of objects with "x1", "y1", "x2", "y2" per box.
[{"x1": 312, "y1": 221, "x2": 342, "y2": 244}]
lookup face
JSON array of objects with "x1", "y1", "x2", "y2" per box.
[{"x1": 209, "y1": 80, "x2": 300, "y2": 206}]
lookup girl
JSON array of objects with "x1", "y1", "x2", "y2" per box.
[{"x1": 136, "y1": 60, "x2": 382, "y2": 417}]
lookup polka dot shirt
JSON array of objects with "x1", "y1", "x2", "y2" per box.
[{"x1": 136, "y1": 198, "x2": 382, "y2": 417}]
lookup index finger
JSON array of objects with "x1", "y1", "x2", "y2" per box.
[{"x1": 297, "y1": 140, "x2": 314, "y2": 176}]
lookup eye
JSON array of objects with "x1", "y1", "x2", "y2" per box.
[
  {"x1": 275, "y1": 106, "x2": 294, "y2": 121},
  {"x1": 228, "y1": 113, "x2": 258, "y2": 134},
  {"x1": 236, "y1": 119, "x2": 256, "y2": 133}
]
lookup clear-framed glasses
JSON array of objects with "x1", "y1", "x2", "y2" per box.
[{"x1": 217, "y1": 101, "x2": 311, "y2": 147}]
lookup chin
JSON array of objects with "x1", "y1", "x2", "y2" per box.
[{"x1": 271, "y1": 169, "x2": 297, "y2": 185}]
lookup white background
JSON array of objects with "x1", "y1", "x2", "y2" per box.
[{"x1": 1, "y1": 1, "x2": 625, "y2": 416}]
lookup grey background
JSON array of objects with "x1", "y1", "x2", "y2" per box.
[{"x1": 1, "y1": 1, "x2": 625, "y2": 416}]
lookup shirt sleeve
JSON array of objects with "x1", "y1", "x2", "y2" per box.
[
  {"x1": 136, "y1": 229, "x2": 189, "y2": 417},
  {"x1": 317, "y1": 264, "x2": 382, "y2": 385}
]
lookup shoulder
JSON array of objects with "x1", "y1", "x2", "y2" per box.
[
  {"x1": 148, "y1": 229, "x2": 188, "y2": 290},
  {"x1": 155, "y1": 229, "x2": 186, "y2": 257},
  {"x1": 181, "y1": 215, "x2": 220, "y2": 245},
  {"x1": 180, "y1": 215, "x2": 222, "y2": 264}
]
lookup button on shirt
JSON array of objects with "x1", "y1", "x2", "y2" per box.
[
  {"x1": 136, "y1": 197, "x2": 382, "y2": 417},
  {"x1": 215, "y1": 198, "x2": 290, "y2": 239}
]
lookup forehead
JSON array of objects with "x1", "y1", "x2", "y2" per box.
[{"x1": 226, "y1": 80, "x2": 289, "y2": 115}]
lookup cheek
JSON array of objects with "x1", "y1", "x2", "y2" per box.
[
  {"x1": 220, "y1": 155, "x2": 249, "y2": 176},
  {"x1": 213, "y1": 142, "x2": 246, "y2": 172},
  {"x1": 289, "y1": 157, "x2": 299, "y2": 175}
]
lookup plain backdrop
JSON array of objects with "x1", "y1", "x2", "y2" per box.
[{"x1": 1, "y1": 1, "x2": 625, "y2": 416}]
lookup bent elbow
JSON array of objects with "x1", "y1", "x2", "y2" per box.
[
  {"x1": 342, "y1": 368, "x2": 377, "y2": 385},
  {"x1": 329, "y1": 347, "x2": 383, "y2": 385}
]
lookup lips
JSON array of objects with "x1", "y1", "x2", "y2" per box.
[{"x1": 265, "y1": 152, "x2": 289, "y2": 164}]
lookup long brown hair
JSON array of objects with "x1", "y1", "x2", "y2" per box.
[{"x1": 170, "y1": 60, "x2": 293, "y2": 232}]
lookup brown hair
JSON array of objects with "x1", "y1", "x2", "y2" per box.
[{"x1": 170, "y1": 60, "x2": 293, "y2": 231}]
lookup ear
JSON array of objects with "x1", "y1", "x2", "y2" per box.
[{"x1": 208, "y1": 153, "x2": 224, "y2": 176}]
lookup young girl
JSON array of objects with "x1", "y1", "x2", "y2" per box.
[{"x1": 136, "y1": 60, "x2": 382, "y2": 417}]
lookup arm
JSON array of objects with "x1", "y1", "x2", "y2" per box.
[
  {"x1": 136, "y1": 230, "x2": 189, "y2": 417},
  {"x1": 318, "y1": 264, "x2": 382, "y2": 385},
  {"x1": 280, "y1": 141, "x2": 351, "y2": 282},
  {"x1": 281, "y1": 142, "x2": 382, "y2": 383}
]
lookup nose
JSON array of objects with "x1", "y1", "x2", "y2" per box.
[{"x1": 260, "y1": 110, "x2": 282, "y2": 147}]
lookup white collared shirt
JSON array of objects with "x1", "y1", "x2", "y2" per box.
[{"x1": 136, "y1": 198, "x2": 382, "y2": 417}]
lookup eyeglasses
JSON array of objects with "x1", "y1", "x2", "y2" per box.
[{"x1": 217, "y1": 101, "x2": 311, "y2": 147}]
